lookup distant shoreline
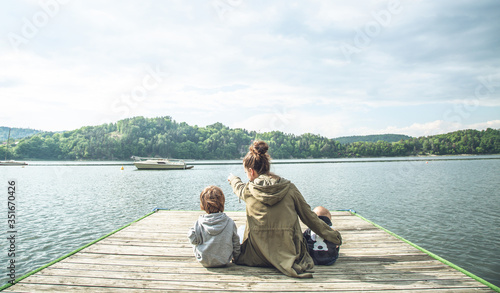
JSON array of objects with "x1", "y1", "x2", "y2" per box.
[{"x1": 20, "y1": 154, "x2": 500, "y2": 166}]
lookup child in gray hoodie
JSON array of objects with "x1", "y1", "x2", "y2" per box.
[{"x1": 188, "y1": 185, "x2": 240, "y2": 267}]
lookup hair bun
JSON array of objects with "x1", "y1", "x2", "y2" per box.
[
  {"x1": 244, "y1": 140, "x2": 271, "y2": 175},
  {"x1": 250, "y1": 141, "x2": 269, "y2": 156}
]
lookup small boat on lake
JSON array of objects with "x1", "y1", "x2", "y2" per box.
[
  {"x1": 132, "y1": 156, "x2": 194, "y2": 170},
  {"x1": 0, "y1": 160, "x2": 28, "y2": 166}
]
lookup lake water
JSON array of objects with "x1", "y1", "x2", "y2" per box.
[{"x1": 1, "y1": 156, "x2": 499, "y2": 287}]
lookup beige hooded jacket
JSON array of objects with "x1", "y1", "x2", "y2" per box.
[{"x1": 229, "y1": 174, "x2": 342, "y2": 278}]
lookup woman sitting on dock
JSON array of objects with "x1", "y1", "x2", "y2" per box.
[{"x1": 228, "y1": 141, "x2": 342, "y2": 278}]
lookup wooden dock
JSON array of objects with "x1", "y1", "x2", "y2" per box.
[{"x1": 2, "y1": 210, "x2": 497, "y2": 292}]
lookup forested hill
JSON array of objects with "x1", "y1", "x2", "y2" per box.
[
  {"x1": 0, "y1": 126, "x2": 41, "y2": 141},
  {"x1": 334, "y1": 134, "x2": 412, "y2": 144},
  {"x1": 1, "y1": 116, "x2": 499, "y2": 160}
]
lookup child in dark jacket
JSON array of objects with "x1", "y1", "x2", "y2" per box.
[
  {"x1": 188, "y1": 186, "x2": 240, "y2": 267},
  {"x1": 303, "y1": 206, "x2": 340, "y2": 265}
]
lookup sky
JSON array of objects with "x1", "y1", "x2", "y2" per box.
[{"x1": 1, "y1": 0, "x2": 499, "y2": 138}]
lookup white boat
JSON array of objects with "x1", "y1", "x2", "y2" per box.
[
  {"x1": 0, "y1": 160, "x2": 28, "y2": 166},
  {"x1": 132, "y1": 157, "x2": 194, "y2": 170}
]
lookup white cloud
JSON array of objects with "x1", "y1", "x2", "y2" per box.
[
  {"x1": 379, "y1": 121, "x2": 463, "y2": 137},
  {"x1": 468, "y1": 120, "x2": 500, "y2": 130}
]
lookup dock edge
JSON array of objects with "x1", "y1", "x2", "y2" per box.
[
  {"x1": 351, "y1": 211, "x2": 500, "y2": 292},
  {"x1": 0, "y1": 210, "x2": 157, "y2": 291}
]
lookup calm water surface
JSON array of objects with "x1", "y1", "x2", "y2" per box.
[{"x1": 1, "y1": 156, "x2": 499, "y2": 287}]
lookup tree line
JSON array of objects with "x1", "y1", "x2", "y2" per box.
[
  {"x1": 1, "y1": 116, "x2": 499, "y2": 160},
  {"x1": 334, "y1": 134, "x2": 412, "y2": 144},
  {"x1": 0, "y1": 126, "x2": 41, "y2": 141}
]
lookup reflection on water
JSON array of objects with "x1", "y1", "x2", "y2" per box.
[{"x1": 0, "y1": 156, "x2": 499, "y2": 287}]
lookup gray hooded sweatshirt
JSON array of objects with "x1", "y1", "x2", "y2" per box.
[{"x1": 188, "y1": 212, "x2": 241, "y2": 267}]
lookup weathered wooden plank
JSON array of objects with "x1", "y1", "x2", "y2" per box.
[
  {"x1": 47, "y1": 262, "x2": 462, "y2": 280},
  {"x1": 59, "y1": 255, "x2": 460, "y2": 274},
  {"x1": 12, "y1": 274, "x2": 491, "y2": 291},
  {"x1": 96, "y1": 236, "x2": 415, "y2": 249},
  {"x1": 36, "y1": 265, "x2": 476, "y2": 283},
  {"x1": 84, "y1": 245, "x2": 404, "y2": 256},
  {"x1": 79, "y1": 243, "x2": 428, "y2": 257},
  {"x1": 107, "y1": 230, "x2": 383, "y2": 239},
  {"x1": 5, "y1": 283, "x2": 494, "y2": 293},
  {"x1": 53, "y1": 253, "x2": 438, "y2": 267}
]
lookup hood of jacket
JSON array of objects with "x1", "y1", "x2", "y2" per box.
[
  {"x1": 198, "y1": 212, "x2": 230, "y2": 236},
  {"x1": 248, "y1": 174, "x2": 291, "y2": 206}
]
